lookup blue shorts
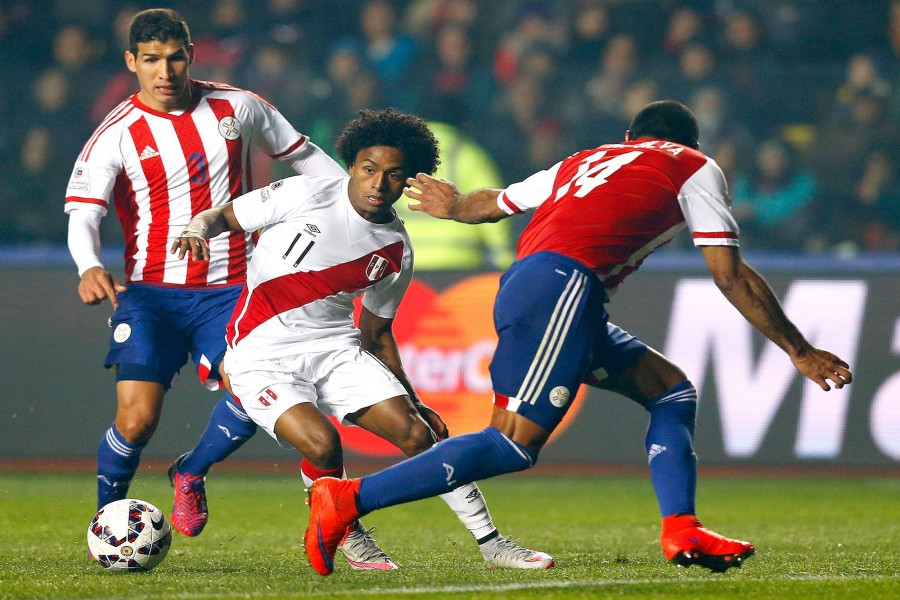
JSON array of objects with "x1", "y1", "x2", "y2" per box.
[
  {"x1": 490, "y1": 252, "x2": 647, "y2": 432},
  {"x1": 105, "y1": 283, "x2": 243, "y2": 390}
]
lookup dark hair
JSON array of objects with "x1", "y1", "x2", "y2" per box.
[
  {"x1": 128, "y1": 8, "x2": 191, "y2": 55},
  {"x1": 336, "y1": 109, "x2": 440, "y2": 176},
  {"x1": 628, "y1": 100, "x2": 700, "y2": 149}
]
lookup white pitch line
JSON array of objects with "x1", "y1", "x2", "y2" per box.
[{"x1": 104, "y1": 572, "x2": 900, "y2": 600}]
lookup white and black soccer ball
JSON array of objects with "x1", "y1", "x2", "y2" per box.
[{"x1": 87, "y1": 499, "x2": 172, "y2": 572}]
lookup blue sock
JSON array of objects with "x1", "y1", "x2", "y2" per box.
[
  {"x1": 644, "y1": 381, "x2": 698, "y2": 517},
  {"x1": 357, "y1": 426, "x2": 535, "y2": 515},
  {"x1": 96, "y1": 424, "x2": 145, "y2": 510},
  {"x1": 179, "y1": 395, "x2": 257, "y2": 475}
]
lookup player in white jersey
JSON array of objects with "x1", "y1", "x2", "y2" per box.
[
  {"x1": 171, "y1": 108, "x2": 554, "y2": 572},
  {"x1": 64, "y1": 8, "x2": 346, "y2": 539}
]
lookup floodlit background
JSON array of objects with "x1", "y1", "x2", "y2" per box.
[{"x1": 1, "y1": 0, "x2": 898, "y2": 469}]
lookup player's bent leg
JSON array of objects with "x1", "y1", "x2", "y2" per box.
[
  {"x1": 300, "y1": 459, "x2": 398, "y2": 571},
  {"x1": 304, "y1": 426, "x2": 537, "y2": 576},
  {"x1": 169, "y1": 395, "x2": 257, "y2": 537},
  {"x1": 660, "y1": 514, "x2": 755, "y2": 572}
]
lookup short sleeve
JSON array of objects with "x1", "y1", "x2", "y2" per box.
[
  {"x1": 497, "y1": 161, "x2": 564, "y2": 215},
  {"x1": 231, "y1": 177, "x2": 309, "y2": 231},
  {"x1": 678, "y1": 158, "x2": 740, "y2": 247}
]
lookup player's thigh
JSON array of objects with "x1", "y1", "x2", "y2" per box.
[
  {"x1": 105, "y1": 286, "x2": 190, "y2": 388},
  {"x1": 314, "y1": 348, "x2": 409, "y2": 427},
  {"x1": 490, "y1": 252, "x2": 607, "y2": 432},
  {"x1": 348, "y1": 395, "x2": 435, "y2": 454},
  {"x1": 587, "y1": 327, "x2": 686, "y2": 404},
  {"x1": 223, "y1": 352, "x2": 322, "y2": 450}
]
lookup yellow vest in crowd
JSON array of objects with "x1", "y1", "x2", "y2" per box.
[{"x1": 395, "y1": 121, "x2": 515, "y2": 271}]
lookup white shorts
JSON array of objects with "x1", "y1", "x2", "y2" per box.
[{"x1": 222, "y1": 346, "x2": 407, "y2": 448}]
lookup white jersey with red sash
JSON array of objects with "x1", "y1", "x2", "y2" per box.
[{"x1": 226, "y1": 175, "x2": 413, "y2": 359}]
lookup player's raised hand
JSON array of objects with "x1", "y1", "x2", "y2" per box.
[
  {"x1": 404, "y1": 173, "x2": 460, "y2": 220},
  {"x1": 79, "y1": 266, "x2": 127, "y2": 309},
  {"x1": 790, "y1": 347, "x2": 853, "y2": 391},
  {"x1": 171, "y1": 232, "x2": 210, "y2": 261}
]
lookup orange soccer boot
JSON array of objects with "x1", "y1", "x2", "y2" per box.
[
  {"x1": 304, "y1": 477, "x2": 362, "y2": 575},
  {"x1": 660, "y1": 514, "x2": 755, "y2": 572}
]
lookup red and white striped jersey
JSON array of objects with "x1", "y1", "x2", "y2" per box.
[
  {"x1": 64, "y1": 80, "x2": 319, "y2": 287},
  {"x1": 497, "y1": 138, "x2": 739, "y2": 292},
  {"x1": 225, "y1": 175, "x2": 413, "y2": 359}
]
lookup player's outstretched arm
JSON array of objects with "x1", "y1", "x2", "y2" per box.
[
  {"x1": 700, "y1": 245, "x2": 852, "y2": 391},
  {"x1": 170, "y1": 204, "x2": 243, "y2": 261},
  {"x1": 404, "y1": 173, "x2": 508, "y2": 224}
]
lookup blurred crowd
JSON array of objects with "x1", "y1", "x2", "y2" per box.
[{"x1": 3, "y1": 0, "x2": 899, "y2": 255}]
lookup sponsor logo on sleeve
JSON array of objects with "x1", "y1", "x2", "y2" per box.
[{"x1": 67, "y1": 164, "x2": 91, "y2": 193}]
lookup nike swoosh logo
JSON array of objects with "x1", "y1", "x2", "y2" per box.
[
  {"x1": 151, "y1": 515, "x2": 165, "y2": 530},
  {"x1": 317, "y1": 524, "x2": 334, "y2": 573}
]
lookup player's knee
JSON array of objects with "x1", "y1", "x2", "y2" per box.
[
  {"x1": 114, "y1": 416, "x2": 157, "y2": 444},
  {"x1": 296, "y1": 429, "x2": 343, "y2": 469},
  {"x1": 301, "y1": 444, "x2": 342, "y2": 471},
  {"x1": 395, "y1": 421, "x2": 436, "y2": 457}
]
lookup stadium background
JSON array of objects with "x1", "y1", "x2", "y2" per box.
[{"x1": 1, "y1": 0, "x2": 898, "y2": 470}]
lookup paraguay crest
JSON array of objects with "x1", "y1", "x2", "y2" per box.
[{"x1": 218, "y1": 116, "x2": 242, "y2": 140}]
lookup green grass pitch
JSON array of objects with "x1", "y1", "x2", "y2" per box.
[{"x1": 0, "y1": 470, "x2": 897, "y2": 599}]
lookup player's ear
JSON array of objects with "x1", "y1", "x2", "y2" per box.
[
  {"x1": 624, "y1": 130, "x2": 633, "y2": 142},
  {"x1": 188, "y1": 43, "x2": 195, "y2": 65},
  {"x1": 125, "y1": 50, "x2": 137, "y2": 73}
]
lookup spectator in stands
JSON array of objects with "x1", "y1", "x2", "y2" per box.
[
  {"x1": 689, "y1": 85, "x2": 756, "y2": 186},
  {"x1": 579, "y1": 33, "x2": 640, "y2": 129},
  {"x1": 808, "y1": 84, "x2": 893, "y2": 238},
  {"x1": 411, "y1": 23, "x2": 496, "y2": 129},
  {"x1": 831, "y1": 53, "x2": 892, "y2": 124},
  {"x1": 717, "y1": 9, "x2": 780, "y2": 134},
  {"x1": 356, "y1": 0, "x2": 417, "y2": 108},
  {"x1": 731, "y1": 137, "x2": 817, "y2": 251},
  {"x1": 480, "y1": 75, "x2": 552, "y2": 183},
  {"x1": 307, "y1": 44, "x2": 387, "y2": 162},
  {"x1": 493, "y1": 2, "x2": 564, "y2": 86},
  {"x1": 565, "y1": 0, "x2": 612, "y2": 72},
  {"x1": 662, "y1": 7, "x2": 707, "y2": 57},
  {"x1": 826, "y1": 147, "x2": 900, "y2": 253}
]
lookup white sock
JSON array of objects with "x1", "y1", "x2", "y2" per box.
[{"x1": 438, "y1": 482, "x2": 497, "y2": 543}]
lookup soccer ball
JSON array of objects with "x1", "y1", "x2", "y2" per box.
[{"x1": 87, "y1": 499, "x2": 172, "y2": 572}]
